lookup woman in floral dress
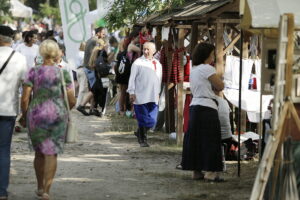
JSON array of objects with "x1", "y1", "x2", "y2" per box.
[{"x1": 21, "y1": 39, "x2": 76, "y2": 200}]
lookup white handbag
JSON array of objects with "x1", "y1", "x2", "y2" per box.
[{"x1": 61, "y1": 69, "x2": 78, "y2": 143}]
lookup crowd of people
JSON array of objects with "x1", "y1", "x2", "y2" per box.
[{"x1": 0, "y1": 19, "x2": 236, "y2": 199}]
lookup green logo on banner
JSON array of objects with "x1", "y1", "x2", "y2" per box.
[{"x1": 64, "y1": 0, "x2": 87, "y2": 43}]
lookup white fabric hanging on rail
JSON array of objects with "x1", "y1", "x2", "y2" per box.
[
  {"x1": 223, "y1": 55, "x2": 273, "y2": 123},
  {"x1": 162, "y1": 27, "x2": 170, "y2": 41}
]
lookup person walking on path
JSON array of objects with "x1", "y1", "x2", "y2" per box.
[
  {"x1": 127, "y1": 42, "x2": 162, "y2": 147},
  {"x1": 77, "y1": 27, "x2": 107, "y2": 116},
  {"x1": 21, "y1": 39, "x2": 76, "y2": 200},
  {"x1": 0, "y1": 25, "x2": 27, "y2": 200},
  {"x1": 75, "y1": 42, "x2": 88, "y2": 107},
  {"x1": 180, "y1": 43, "x2": 225, "y2": 182}
]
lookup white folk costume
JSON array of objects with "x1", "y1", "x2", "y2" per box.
[{"x1": 127, "y1": 55, "x2": 162, "y2": 147}]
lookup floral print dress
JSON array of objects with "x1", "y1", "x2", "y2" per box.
[{"x1": 24, "y1": 65, "x2": 73, "y2": 155}]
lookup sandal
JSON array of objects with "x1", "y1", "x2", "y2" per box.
[
  {"x1": 42, "y1": 193, "x2": 50, "y2": 200},
  {"x1": 35, "y1": 189, "x2": 43, "y2": 199}
]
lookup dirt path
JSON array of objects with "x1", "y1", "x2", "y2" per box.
[{"x1": 9, "y1": 108, "x2": 257, "y2": 200}]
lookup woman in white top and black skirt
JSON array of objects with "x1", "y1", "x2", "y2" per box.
[{"x1": 181, "y1": 43, "x2": 225, "y2": 182}]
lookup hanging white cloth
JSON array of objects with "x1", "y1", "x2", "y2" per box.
[
  {"x1": 152, "y1": 28, "x2": 157, "y2": 39},
  {"x1": 224, "y1": 55, "x2": 273, "y2": 123},
  {"x1": 162, "y1": 27, "x2": 170, "y2": 41},
  {"x1": 224, "y1": 55, "x2": 253, "y2": 90}
]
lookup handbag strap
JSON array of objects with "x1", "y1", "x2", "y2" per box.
[
  {"x1": 0, "y1": 50, "x2": 15, "y2": 75},
  {"x1": 60, "y1": 69, "x2": 70, "y2": 111}
]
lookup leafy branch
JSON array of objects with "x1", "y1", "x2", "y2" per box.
[
  {"x1": 0, "y1": 0, "x2": 11, "y2": 19},
  {"x1": 105, "y1": 0, "x2": 185, "y2": 30}
]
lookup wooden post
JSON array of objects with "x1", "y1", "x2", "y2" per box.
[
  {"x1": 190, "y1": 22, "x2": 199, "y2": 54},
  {"x1": 163, "y1": 41, "x2": 170, "y2": 133},
  {"x1": 216, "y1": 22, "x2": 224, "y2": 75},
  {"x1": 155, "y1": 26, "x2": 162, "y2": 52},
  {"x1": 285, "y1": 14, "x2": 295, "y2": 97},
  {"x1": 176, "y1": 28, "x2": 185, "y2": 145},
  {"x1": 164, "y1": 29, "x2": 175, "y2": 133}
]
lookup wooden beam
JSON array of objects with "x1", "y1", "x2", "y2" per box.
[
  {"x1": 216, "y1": 18, "x2": 241, "y2": 24},
  {"x1": 233, "y1": 46, "x2": 240, "y2": 54},
  {"x1": 216, "y1": 22, "x2": 224, "y2": 75},
  {"x1": 285, "y1": 14, "x2": 295, "y2": 97},
  {"x1": 175, "y1": 25, "x2": 192, "y2": 29},
  {"x1": 289, "y1": 101, "x2": 300, "y2": 133},
  {"x1": 250, "y1": 102, "x2": 289, "y2": 200},
  {"x1": 223, "y1": 33, "x2": 240, "y2": 56},
  {"x1": 176, "y1": 28, "x2": 185, "y2": 145},
  {"x1": 243, "y1": 40, "x2": 249, "y2": 58},
  {"x1": 228, "y1": 24, "x2": 240, "y2": 34}
]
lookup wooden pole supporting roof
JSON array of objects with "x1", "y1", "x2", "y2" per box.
[{"x1": 176, "y1": 28, "x2": 185, "y2": 145}]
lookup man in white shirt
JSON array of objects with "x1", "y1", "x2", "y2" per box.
[
  {"x1": 42, "y1": 15, "x2": 53, "y2": 31},
  {"x1": 15, "y1": 30, "x2": 39, "y2": 71},
  {"x1": 0, "y1": 25, "x2": 27, "y2": 200},
  {"x1": 127, "y1": 42, "x2": 162, "y2": 147}
]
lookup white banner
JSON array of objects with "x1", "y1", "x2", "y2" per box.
[{"x1": 59, "y1": 0, "x2": 91, "y2": 69}]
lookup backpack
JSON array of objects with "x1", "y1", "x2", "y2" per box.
[
  {"x1": 116, "y1": 51, "x2": 131, "y2": 76},
  {"x1": 95, "y1": 50, "x2": 110, "y2": 77}
]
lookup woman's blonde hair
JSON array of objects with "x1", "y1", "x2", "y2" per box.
[
  {"x1": 88, "y1": 46, "x2": 102, "y2": 68},
  {"x1": 39, "y1": 39, "x2": 60, "y2": 64}
]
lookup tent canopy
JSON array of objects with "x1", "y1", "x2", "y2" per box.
[
  {"x1": 10, "y1": 0, "x2": 32, "y2": 18},
  {"x1": 241, "y1": 0, "x2": 300, "y2": 30}
]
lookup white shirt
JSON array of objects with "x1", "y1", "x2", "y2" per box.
[
  {"x1": 216, "y1": 96, "x2": 232, "y2": 140},
  {"x1": 43, "y1": 17, "x2": 53, "y2": 30},
  {"x1": 190, "y1": 64, "x2": 218, "y2": 110},
  {"x1": 0, "y1": 46, "x2": 27, "y2": 116},
  {"x1": 15, "y1": 43, "x2": 39, "y2": 70},
  {"x1": 127, "y1": 56, "x2": 162, "y2": 105},
  {"x1": 76, "y1": 51, "x2": 84, "y2": 68}
]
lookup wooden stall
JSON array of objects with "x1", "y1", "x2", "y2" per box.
[
  {"x1": 240, "y1": 0, "x2": 300, "y2": 199},
  {"x1": 171, "y1": 0, "x2": 241, "y2": 144},
  {"x1": 136, "y1": 0, "x2": 243, "y2": 145}
]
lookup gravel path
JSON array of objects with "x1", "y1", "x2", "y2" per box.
[{"x1": 8, "y1": 108, "x2": 256, "y2": 200}]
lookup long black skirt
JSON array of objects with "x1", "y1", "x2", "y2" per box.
[{"x1": 181, "y1": 105, "x2": 223, "y2": 172}]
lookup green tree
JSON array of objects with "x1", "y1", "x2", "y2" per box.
[
  {"x1": 39, "y1": 3, "x2": 61, "y2": 25},
  {"x1": 89, "y1": 0, "x2": 97, "y2": 11},
  {"x1": 105, "y1": 0, "x2": 185, "y2": 30},
  {"x1": 24, "y1": 0, "x2": 58, "y2": 11},
  {"x1": 0, "y1": 0, "x2": 11, "y2": 18}
]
